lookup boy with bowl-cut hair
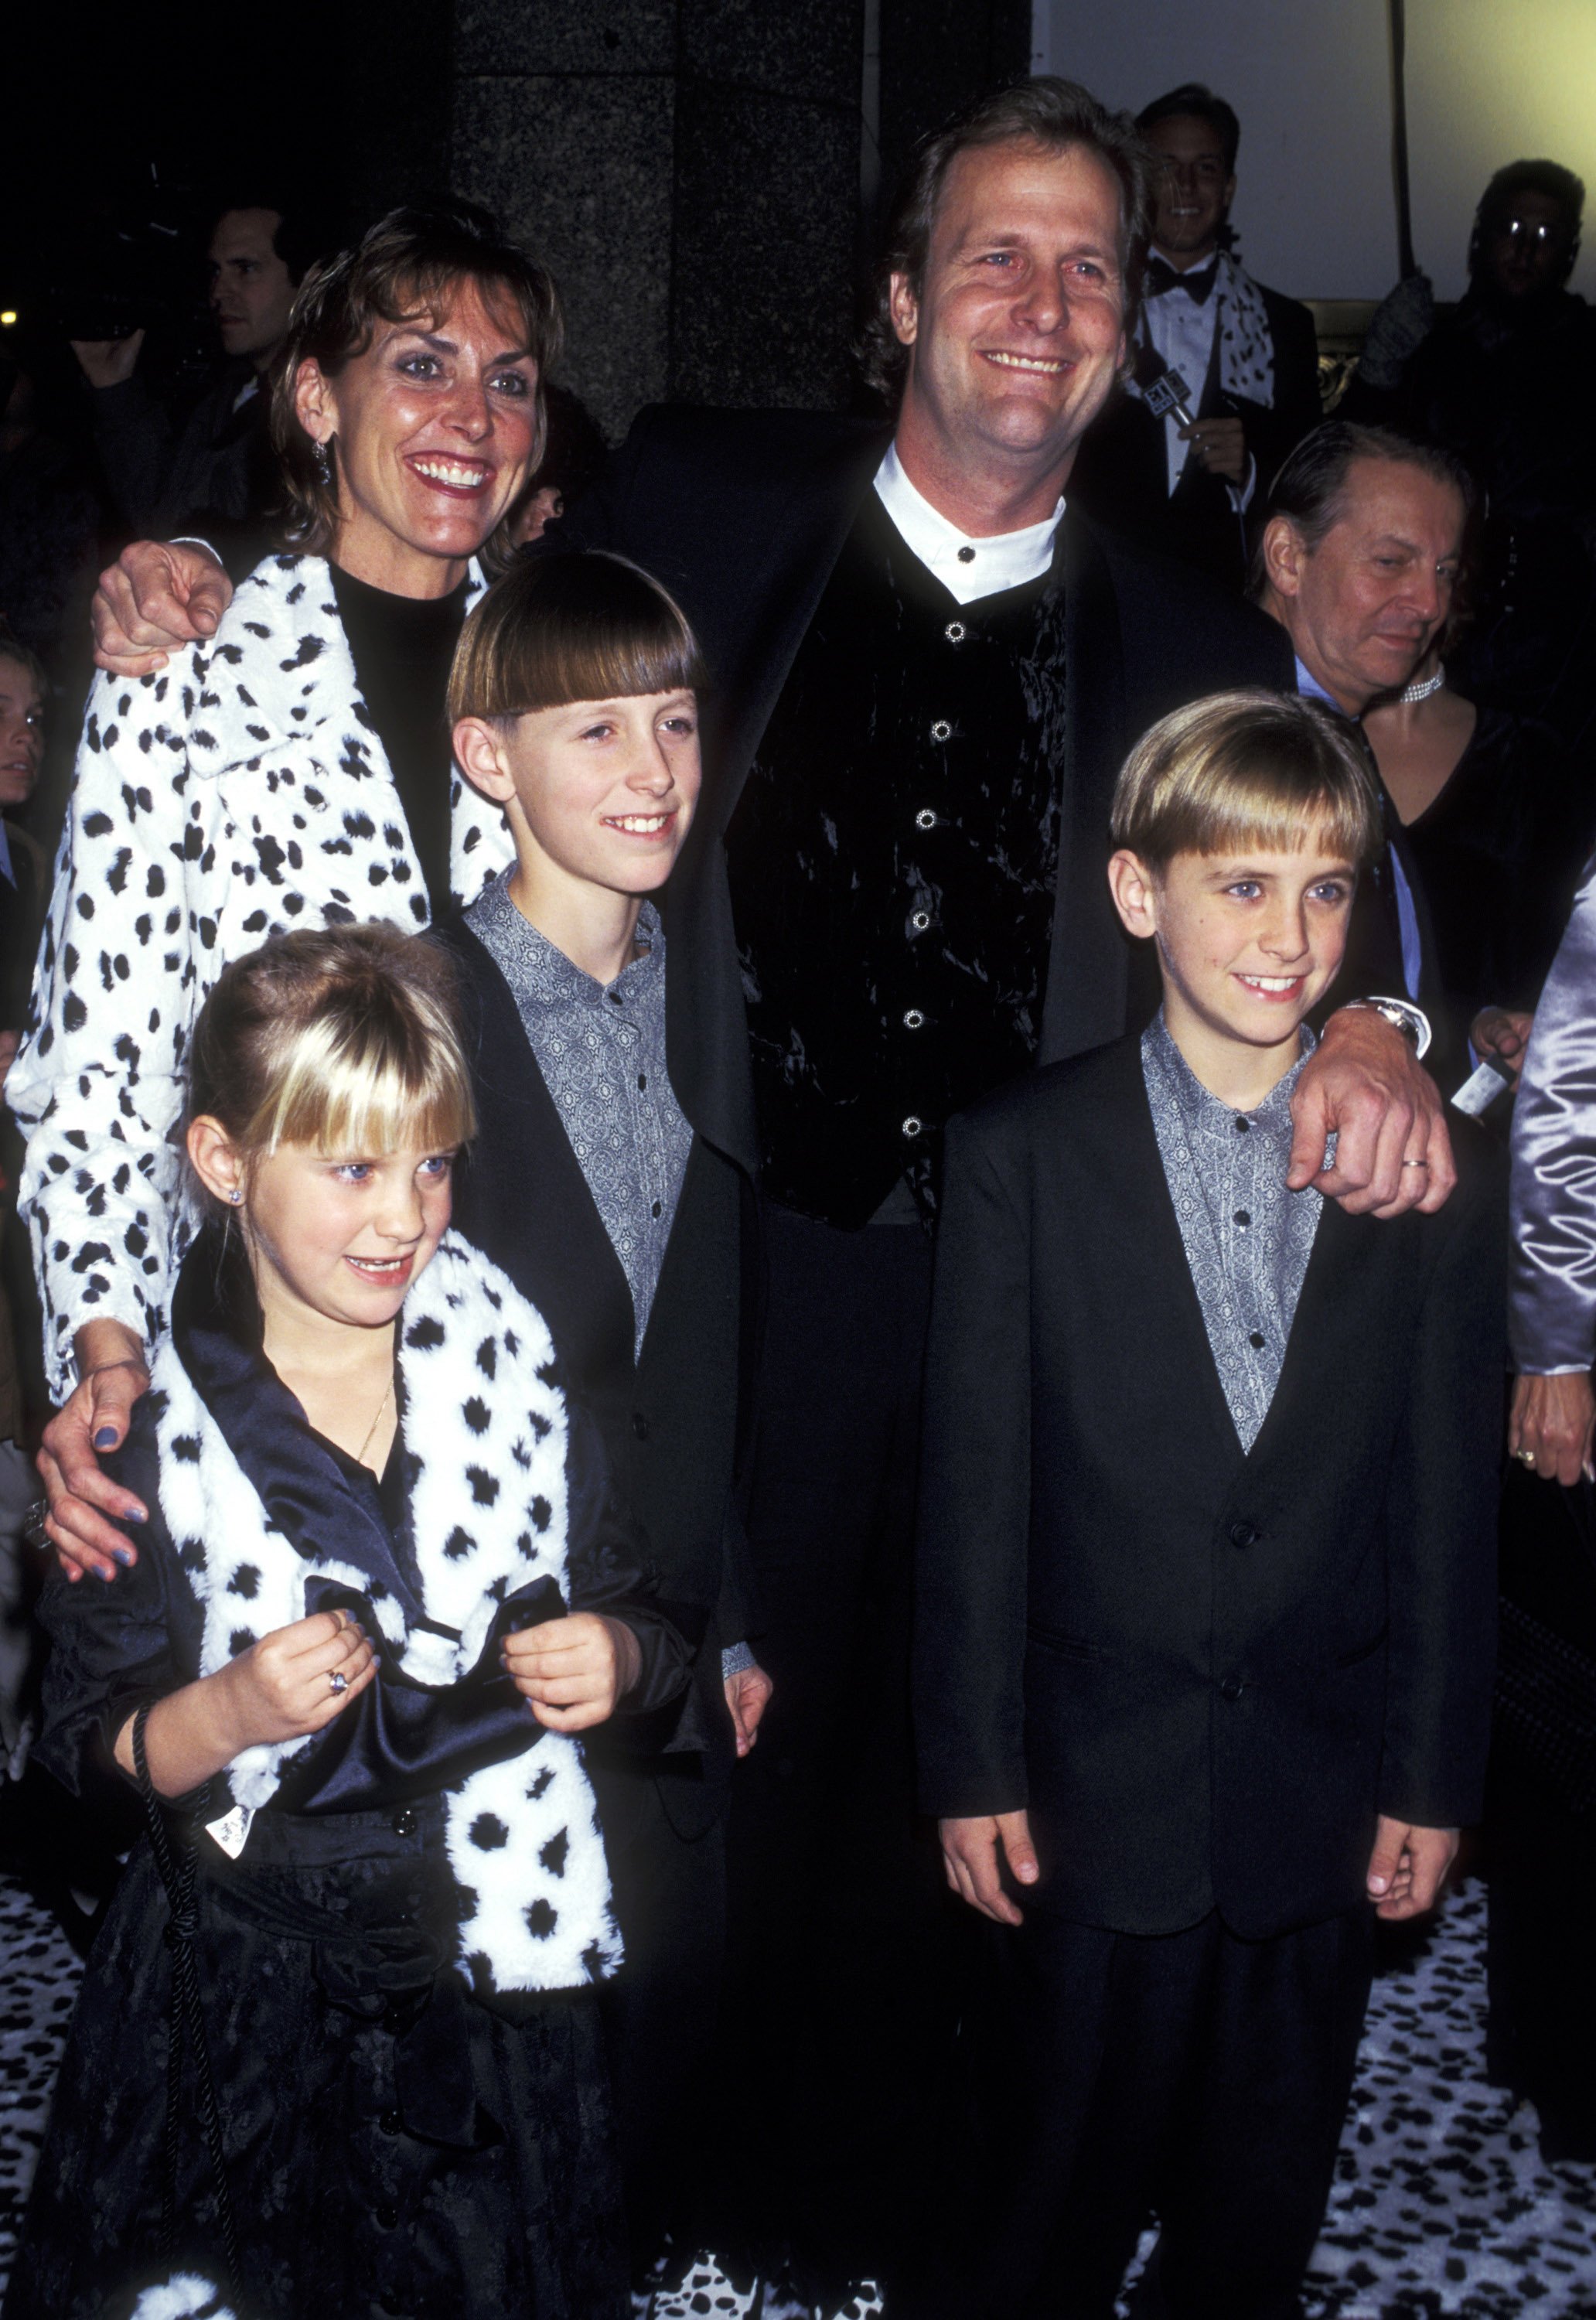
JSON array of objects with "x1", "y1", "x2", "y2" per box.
[{"x1": 916, "y1": 689, "x2": 1501, "y2": 2318}]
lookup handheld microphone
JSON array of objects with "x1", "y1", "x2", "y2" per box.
[{"x1": 1132, "y1": 342, "x2": 1196, "y2": 432}]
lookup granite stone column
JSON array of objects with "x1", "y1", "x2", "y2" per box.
[{"x1": 450, "y1": 0, "x2": 866, "y2": 442}]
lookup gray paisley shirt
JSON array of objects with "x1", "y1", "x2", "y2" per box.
[
  {"x1": 465, "y1": 875, "x2": 691, "y2": 1361},
  {"x1": 1141, "y1": 1014, "x2": 1325, "y2": 1452}
]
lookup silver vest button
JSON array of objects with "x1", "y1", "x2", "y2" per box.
[
  {"x1": 901, "y1": 1115, "x2": 924, "y2": 1138},
  {"x1": 903, "y1": 1008, "x2": 926, "y2": 1030}
]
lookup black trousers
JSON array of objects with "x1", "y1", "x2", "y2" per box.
[
  {"x1": 591, "y1": 1759, "x2": 728, "y2": 2272},
  {"x1": 713, "y1": 1206, "x2": 966, "y2": 2293},
  {"x1": 941, "y1": 1904, "x2": 1374, "y2": 2320}
]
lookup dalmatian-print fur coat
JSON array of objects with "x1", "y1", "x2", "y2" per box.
[
  {"x1": 151, "y1": 1229, "x2": 623, "y2": 1994},
  {"x1": 6, "y1": 551, "x2": 515, "y2": 1399}
]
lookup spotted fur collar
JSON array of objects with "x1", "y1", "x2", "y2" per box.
[{"x1": 148, "y1": 1231, "x2": 622, "y2": 1994}]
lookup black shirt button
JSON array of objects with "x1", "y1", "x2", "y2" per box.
[
  {"x1": 1234, "y1": 1116, "x2": 1250, "y2": 1134},
  {"x1": 944, "y1": 620, "x2": 967, "y2": 643},
  {"x1": 637, "y1": 1073, "x2": 646, "y2": 1090},
  {"x1": 1219, "y1": 1677, "x2": 1245, "y2": 1703},
  {"x1": 930, "y1": 718, "x2": 953, "y2": 742},
  {"x1": 902, "y1": 1115, "x2": 924, "y2": 1139},
  {"x1": 651, "y1": 1199, "x2": 661, "y2": 1218},
  {"x1": 609, "y1": 989, "x2": 623, "y2": 1005},
  {"x1": 1248, "y1": 1330, "x2": 1266, "y2": 1349},
  {"x1": 1234, "y1": 1209, "x2": 1250, "y2": 1227},
  {"x1": 903, "y1": 1008, "x2": 925, "y2": 1030},
  {"x1": 375, "y1": 2202, "x2": 400, "y2": 2230},
  {"x1": 1229, "y1": 1520, "x2": 1260, "y2": 1547},
  {"x1": 632, "y1": 1411, "x2": 650, "y2": 1440},
  {"x1": 915, "y1": 808, "x2": 938, "y2": 831},
  {"x1": 390, "y1": 1807, "x2": 417, "y2": 1838},
  {"x1": 379, "y1": 2108, "x2": 403, "y2": 2137},
  {"x1": 957, "y1": 544, "x2": 975, "y2": 563}
]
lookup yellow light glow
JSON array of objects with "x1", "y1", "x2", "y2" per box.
[{"x1": 0, "y1": 312, "x2": 17, "y2": 328}]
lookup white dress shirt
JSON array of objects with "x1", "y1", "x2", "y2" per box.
[
  {"x1": 873, "y1": 441, "x2": 1062, "y2": 606},
  {"x1": 1138, "y1": 247, "x2": 1257, "y2": 510}
]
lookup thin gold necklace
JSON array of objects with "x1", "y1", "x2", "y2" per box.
[{"x1": 355, "y1": 1374, "x2": 394, "y2": 1469}]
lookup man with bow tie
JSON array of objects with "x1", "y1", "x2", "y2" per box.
[{"x1": 1074, "y1": 83, "x2": 1322, "y2": 590}]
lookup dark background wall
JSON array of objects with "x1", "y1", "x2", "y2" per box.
[{"x1": 5, "y1": 0, "x2": 1033, "y2": 447}]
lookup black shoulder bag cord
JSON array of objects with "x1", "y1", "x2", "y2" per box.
[{"x1": 132, "y1": 1702, "x2": 243, "y2": 2304}]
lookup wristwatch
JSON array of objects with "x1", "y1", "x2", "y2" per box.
[{"x1": 1339, "y1": 995, "x2": 1432, "y2": 1061}]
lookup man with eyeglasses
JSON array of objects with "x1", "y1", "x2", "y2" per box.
[
  {"x1": 1071, "y1": 82, "x2": 1321, "y2": 591},
  {"x1": 1357, "y1": 159, "x2": 1596, "y2": 744}
]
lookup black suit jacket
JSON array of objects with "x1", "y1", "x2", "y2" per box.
[
  {"x1": 438, "y1": 920, "x2": 756, "y2": 1825},
  {"x1": 914, "y1": 1034, "x2": 1502, "y2": 1940},
  {"x1": 561, "y1": 405, "x2": 1300, "y2": 1170}
]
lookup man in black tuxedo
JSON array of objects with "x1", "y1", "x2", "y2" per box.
[
  {"x1": 1071, "y1": 84, "x2": 1321, "y2": 591},
  {"x1": 554, "y1": 75, "x2": 1450, "y2": 2303}
]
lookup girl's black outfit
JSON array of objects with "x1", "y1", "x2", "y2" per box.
[{"x1": 4, "y1": 1231, "x2": 692, "y2": 2320}]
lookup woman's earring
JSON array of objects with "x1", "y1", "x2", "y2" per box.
[
  {"x1": 228, "y1": 1189, "x2": 244, "y2": 1206},
  {"x1": 313, "y1": 438, "x2": 334, "y2": 486}
]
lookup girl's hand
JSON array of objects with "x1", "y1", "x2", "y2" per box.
[
  {"x1": 501, "y1": 1612, "x2": 642, "y2": 1731},
  {"x1": 115, "y1": 1609, "x2": 377, "y2": 1797},
  {"x1": 210, "y1": 1609, "x2": 378, "y2": 1751}
]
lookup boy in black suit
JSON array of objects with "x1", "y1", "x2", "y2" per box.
[
  {"x1": 916, "y1": 690, "x2": 1500, "y2": 2318},
  {"x1": 446, "y1": 551, "x2": 768, "y2": 2294}
]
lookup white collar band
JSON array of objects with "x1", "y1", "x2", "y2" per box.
[{"x1": 873, "y1": 441, "x2": 1063, "y2": 606}]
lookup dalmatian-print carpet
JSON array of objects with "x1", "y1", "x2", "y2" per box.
[{"x1": 4, "y1": 1870, "x2": 1595, "y2": 2315}]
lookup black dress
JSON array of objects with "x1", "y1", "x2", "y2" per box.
[
  {"x1": 3, "y1": 1237, "x2": 691, "y2": 2320},
  {"x1": 1400, "y1": 705, "x2": 1594, "y2": 1026}
]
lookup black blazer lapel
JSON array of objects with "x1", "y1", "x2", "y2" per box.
[
  {"x1": 1040, "y1": 514, "x2": 1133, "y2": 1064},
  {"x1": 665, "y1": 423, "x2": 888, "y2": 1171},
  {"x1": 447, "y1": 927, "x2": 639, "y2": 1391},
  {"x1": 700, "y1": 421, "x2": 892, "y2": 839}
]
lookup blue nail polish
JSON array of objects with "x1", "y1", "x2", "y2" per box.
[
  {"x1": 94, "y1": 1427, "x2": 118, "y2": 1449},
  {"x1": 113, "y1": 1547, "x2": 135, "y2": 1567}
]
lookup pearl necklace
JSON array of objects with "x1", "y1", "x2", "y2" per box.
[{"x1": 1400, "y1": 669, "x2": 1447, "y2": 705}]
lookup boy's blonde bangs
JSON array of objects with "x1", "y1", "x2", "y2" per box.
[
  {"x1": 1110, "y1": 690, "x2": 1384, "y2": 872},
  {"x1": 242, "y1": 1004, "x2": 476, "y2": 1162}
]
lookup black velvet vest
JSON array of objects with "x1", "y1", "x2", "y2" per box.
[{"x1": 724, "y1": 489, "x2": 1068, "y2": 1229}]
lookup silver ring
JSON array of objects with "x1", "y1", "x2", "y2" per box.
[
  {"x1": 22, "y1": 1499, "x2": 50, "y2": 1551},
  {"x1": 1400, "y1": 1159, "x2": 1430, "y2": 1170},
  {"x1": 329, "y1": 1669, "x2": 349, "y2": 1695},
  {"x1": 1516, "y1": 1448, "x2": 1538, "y2": 1468}
]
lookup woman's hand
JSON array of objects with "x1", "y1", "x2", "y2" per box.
[
  {"x1": 1470, "y1": 1006, "x2": 1534, "y2": 1090},
  {"x1": 114, "y1": 1609, "x2": 376, "y2": 1796},
  {"x1": 1509, "y1": 1370, "x2": 1596, "y2": 1486},
  {"x1": 725, "y1": 1662, "x2": 774, "y2": 1757},
  {"x1": 39, "y1": 1321, "x2": 153, "y2": 1581},
  {"x1": 501, "y1": 1612, "x2": 642, "y2": 1732}
]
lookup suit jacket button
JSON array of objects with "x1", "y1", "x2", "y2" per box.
[
  {"x1": 375, "y1": 2203, "x2": 400, "y2": 2230},
  {"x1": 632, "y1": 1411, "x2": 650, "y2": 1440},
  {"x1": 390, "y1": 1807, "x2": 417, "y2": 1837},
  {"x1": 1219, "y1": 1677, "x2": 1245, "y2": 1702},
  {"x1": 1229, "y1": 1520, "x2": 1259, "y2": 1547},
  {"x1": 379, "y1": 2108, "x2": 403, "y2": 2137}
]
